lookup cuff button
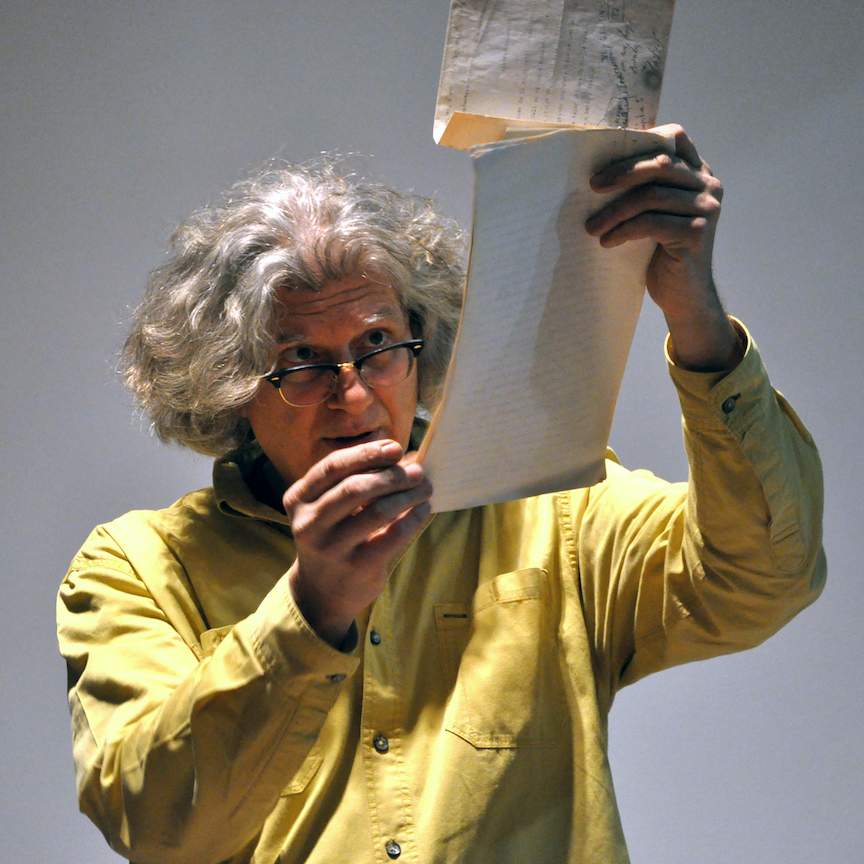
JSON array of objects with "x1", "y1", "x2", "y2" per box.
[{"x1": 722, "y1": 394, "x2": 741, "y2": 414}]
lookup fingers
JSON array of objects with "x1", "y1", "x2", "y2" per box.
[
  {"x1": 287, "y1": 494, "x2": 433, "y2": 647},
  {"x1": 651, "y1": 123, "x2": 703, "y2": 169},
  {"x1": 586, "y1": 184, "x2": 721, "y2": 248},
  {"x1": 591, "y1": 150, "x2": 706, "y2": 194},
  {"x1": 285, "y1": 439, "x2": 403, "y2": 507},
  {"x1": 283, "y1": 441, "x2": 434, "y2": 646},
  {"x1": 287, "y1": 457, "x2": 427, "y2": 532},
  {"x1": 592, "y1": 212, "x2": 714, "y2": 250},
  {"x1": 283, "y1": 439, "x2": 431, "y2": 555},
  {"x1": 300, "y1": 470, "x2": 432, "y2": 550},
  {"x1": 363, "y1": 499, "x2": 433, "y2": 559},
  {"x1": 590, "y1": 124, "x2": 714, "y2": 194},
  {"x1": 586, "y1": 124, "x2": 722, "y2": 254}
]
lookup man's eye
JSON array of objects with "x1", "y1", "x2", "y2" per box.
[
  {"x1": 284, "y1": 346, "x2": 315, "y2": 364},
  {"x1": 367, "y1": 330, "x2": 388, "y2": 347}
]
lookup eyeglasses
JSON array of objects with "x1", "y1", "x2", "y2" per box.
[{"x1": 264, "y1": 339, "x2": 424, "y2": 407}]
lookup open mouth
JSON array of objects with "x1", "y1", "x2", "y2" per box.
[{"x1": 326, "y1": 431, "x2": 378, "y2": 447}]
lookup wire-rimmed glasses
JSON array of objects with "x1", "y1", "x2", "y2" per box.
[{"x1": 264, "y1": 339, "x2": 424, "y2": 407}]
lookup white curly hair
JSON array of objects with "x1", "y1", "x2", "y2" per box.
[{"x1": 121, "y1": 161, "x2": 466, "y2": 456}]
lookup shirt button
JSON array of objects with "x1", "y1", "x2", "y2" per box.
[
  {"x1": 326, "y1": 673, "x2": 346, "y2": 683},
  {"x1": 385, "y1": 840, "x2": 401, "y2": 858},
  {"x1": 722, "y1": 394, "x2": 741, "y2": 414},
  {"x1": 370, "y1": 629, "x2": 381, "y2": 645},
  {"x1": 373, "y1": 734, "x2": 390, "y2": 754}
]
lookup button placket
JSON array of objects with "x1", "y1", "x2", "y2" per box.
[{"x1": 362, "y1": 599, "x2": 416, "y2": 862}]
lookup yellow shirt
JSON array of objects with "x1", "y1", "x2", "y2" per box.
[{"x1": 58, "y1": 330, "x2": 825, "y2": 864}]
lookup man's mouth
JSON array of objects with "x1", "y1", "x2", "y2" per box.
[{"x1": 324, "y1": 430, "x2": 379, "y2": 448}]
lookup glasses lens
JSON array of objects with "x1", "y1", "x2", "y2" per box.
[
  {"x1": 273, "y1": 342, "x2": 419, "y2": 406},
  {"x1": 278, "y1": 366, "x2": 335, "y2": 406},
  {"x1": 359, "y1": 344, "x2": 414, "y2": 389}
]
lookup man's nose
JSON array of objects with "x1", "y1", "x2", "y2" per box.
[{"x1": 327, "y1": 366, "x2": 374, "y2": 411}]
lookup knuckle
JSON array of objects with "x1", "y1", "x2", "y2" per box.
[
  {"x1": 282, "y1": 486, "x2": 301, "y2": 514},
  {"x1": 319, "y1": 454, "x2": 345, "y2": 480},
  {"x1": 290, "y1": 512, "x2": 316, "y2": 541},
  {"x1": 340, "y1": 473, "x2": 371, "y2": 500},
  {"x1": 700, "y1": 193, "x2": 722, "y2": 217},
  {"x1": 709, "y1": 177, "x2": 724, "y2": 200}
]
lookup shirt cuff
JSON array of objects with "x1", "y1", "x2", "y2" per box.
[
  {"x1": 665, "y1": 318, "x2": 769, "y2": 438},
  {"x1": 244, "y1": 574, "x2": 360, "y2": 708}
]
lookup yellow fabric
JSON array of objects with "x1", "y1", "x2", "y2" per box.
[{"x1": 57, "y1": 328, "x2": 825, "y2": 864}]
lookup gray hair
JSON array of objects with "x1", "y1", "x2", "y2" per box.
[{"x1": 121, "y1": 161, "x2": 466, "y2": 456}]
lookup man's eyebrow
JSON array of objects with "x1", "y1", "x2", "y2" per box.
[
  {"x1": 273, "y1": 309, "x2": 404, "y2": 345},
  {"x1": 273, "y1": 333, "x2": 308, "y2": 347}
]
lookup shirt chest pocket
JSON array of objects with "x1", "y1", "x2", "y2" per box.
[{"x1": 435, "y1": 567, "x2": 567, "y2": 749}]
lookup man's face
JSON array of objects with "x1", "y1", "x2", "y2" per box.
[{"x1": 241, "y1": 275, "x2": 419, "y2": 489}]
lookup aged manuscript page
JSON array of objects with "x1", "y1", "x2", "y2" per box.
[{"x1": 435, "y1": 0, "x2": 676, "y2": 149}]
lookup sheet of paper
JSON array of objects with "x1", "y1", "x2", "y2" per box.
[
  {"x1": 418, "y1": 127, "x2": 674, "y2": 513},
  {"x1": 435, "y1": 0, "x2": 676, "y2": 149}
]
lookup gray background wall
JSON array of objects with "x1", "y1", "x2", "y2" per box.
[{"x1": 2, "y1": 1, "x2": 861, "y2": 861}]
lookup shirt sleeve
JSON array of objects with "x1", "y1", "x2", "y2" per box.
[
  {"x1": 574, "y1": 321, "x2": 826, "y2": 701},
  {"x1": 57, "y1": 523, "x2": 358, "y2": 864}
]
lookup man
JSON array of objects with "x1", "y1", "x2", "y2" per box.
[{"x1": 58, "y1": 126, "x2": 825, "y2": 863}]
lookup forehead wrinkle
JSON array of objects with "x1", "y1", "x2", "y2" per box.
[
  {"x1": 274, "y1": 306, "x2": 406, "y2": 346},
  {"x1": 276, "y1": 280, "x2": 394, "y2": 317}
]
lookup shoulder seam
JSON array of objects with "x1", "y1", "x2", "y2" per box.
[{"x1": 67, "y1": 556, "x2": 136, "y2": 577}]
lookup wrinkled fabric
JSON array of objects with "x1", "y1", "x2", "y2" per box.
[{"x1": 58, "y1": 328, "x2": 825, "y2": 864}]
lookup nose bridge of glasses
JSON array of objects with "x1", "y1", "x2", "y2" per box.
[
  {"x1": 328, "y1": 358, "x2": 369, "y2": 397},
  {"x1": 335, "y1": 358, "x2": 363, "y2": 375}
]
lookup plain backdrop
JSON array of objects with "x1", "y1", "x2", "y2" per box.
[{"x1": 2, "y1": 1, "x2": 862, "y2": 861}]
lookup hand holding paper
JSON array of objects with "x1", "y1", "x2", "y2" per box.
[{"x1": 587, "y1": 124, "x2": 737, "y2": 372}]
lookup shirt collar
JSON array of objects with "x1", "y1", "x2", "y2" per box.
[{"x1": 213, "y1": 439, "x2": 294, "y2": 525}]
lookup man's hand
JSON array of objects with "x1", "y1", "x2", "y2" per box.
[
  {"x1": 282, "y1": 439, "x2": 432, "y2": 647},
  {"x1": 586, "y1": 124, "x2": 741, "y2": 372}
]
